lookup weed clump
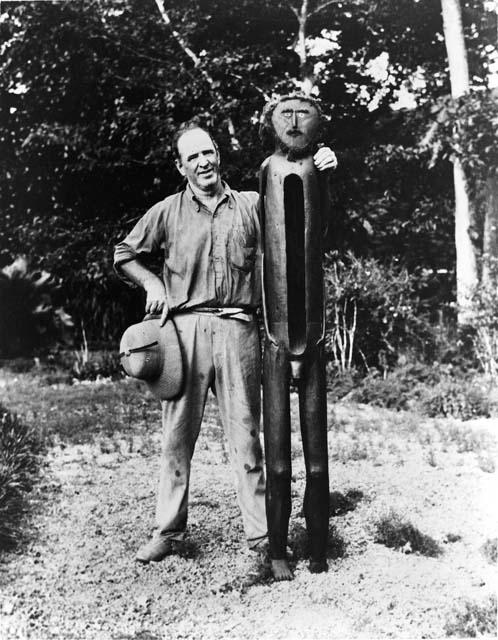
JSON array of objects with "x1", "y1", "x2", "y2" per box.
[
  {"x1": 374, "y1": 510, "x2": 443, "y2": 557},
  {"x1": 0, "y1": 403, "x2": 44, "y2": 550},
  {"x1": 481, "y1": 538, "x2": 497, "y2": 565},
  {"x1": 289, "y1": 523, "x2": 346, "y2": 561},
  {"x1": 444, "y1": 595, "x2": 497, "y2": 637},
  {"x1": 329, "y1": 489, "x2": 364, "y2": 516}
]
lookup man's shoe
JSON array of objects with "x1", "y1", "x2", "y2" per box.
[{"x1": 135, "y1": 536, "x2": 180, "y2": 564}]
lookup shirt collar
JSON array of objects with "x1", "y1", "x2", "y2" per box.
[{"x1": 186, "y1": 182, "x2": 233, "y2": 211}]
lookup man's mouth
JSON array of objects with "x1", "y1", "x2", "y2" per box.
[{"x1": 287, "y1": 130, "x2": 302, "y2": 137}]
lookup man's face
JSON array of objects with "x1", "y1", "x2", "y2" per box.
[
  {"x1": 271, "y1": 98, "x2": 320, "y2": 152},
  {"x1": 175, "y1": 128, "x2": 221, "y2": 192}
]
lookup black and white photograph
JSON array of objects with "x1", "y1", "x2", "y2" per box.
[{"x1": 0, "y1": 0, "x2": 497, "y2": 638}]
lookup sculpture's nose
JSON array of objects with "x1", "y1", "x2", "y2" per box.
[{"x1": 292, "y1": 111, "x2": 298, "y2": 128}]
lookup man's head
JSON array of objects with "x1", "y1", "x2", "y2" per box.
[
  {"x1": 260, "y1": 95, "x2": 323, "y2": 157},
  {"x1": 172, "y1": 120, "x2": 221, "y2": 194}
]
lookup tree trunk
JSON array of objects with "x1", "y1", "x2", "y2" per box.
[
  {"x1": 482, "y1": 172, "x2": 498, "y2": 288},
  {"x1": 440, "y1": 0, "x2": 477, "y2": 324}
]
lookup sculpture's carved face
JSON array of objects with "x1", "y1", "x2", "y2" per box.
[{"x1": 271, "y1": 98, "x2": 321, "y2": 153}]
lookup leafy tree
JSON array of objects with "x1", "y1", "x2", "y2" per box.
[{"x1": 0, "y1": 0, "x2": 495, "y2": 346}]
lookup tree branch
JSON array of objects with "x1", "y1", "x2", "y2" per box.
[
  {"x1": 308, "y1": 0, "x2": 339, "y2": 18},
  {"x1": 153, "y1": 0, "x2": 202, "y2": 67},
  {"x1": 285, "y1": 1, "x2": 300, "y2": 18},
  {"x1": 153, "y1": 0, "x2": 241, "y2": 149}
]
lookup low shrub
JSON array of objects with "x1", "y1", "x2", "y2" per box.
[
  {"x1": 326, "y1": 364, "x2": 361, "y2": 401},
  {"x1": 324, "y1": 253, "x2": 431, "y2": 373},
  {"x1": 71, "y1": 350, "x2": 124, "y2": 381},
  {"x1": 347, "y1": 363, "x2": 495, "y2": 420},
  {"x1": 0, "y1": 256, "x2": 73, "y2": 357},
  {"x1": 0, "y1": 403, "x2": 44, "y2": 550},
  {"x1": 444, "y1": 595, "x2": 497, "y2": 637},
  {"x1": 422, "y1": 379, "x2": 492, "y2": 421},
  {"x1": 347, "y1": 363, "x2": 443, "y2": 411},
  {"x1": 374, "y1": 509, "x2": 442, "y2": 557}
]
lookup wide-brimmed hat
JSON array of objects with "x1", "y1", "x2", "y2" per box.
[{"x1": 119, "y1": 316, "x2": 183, "y2": 400}]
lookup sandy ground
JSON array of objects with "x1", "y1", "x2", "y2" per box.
[{"x1": 0, "y1": 397, "x2": 496, "y2": 640}]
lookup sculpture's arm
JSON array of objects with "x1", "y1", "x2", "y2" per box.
[
  {"x1": 258, "y1": 158, "x2": 270, "y2": 246},
  {"x1": 318, "y1": 169, "x2": 333, "y2": 239}
]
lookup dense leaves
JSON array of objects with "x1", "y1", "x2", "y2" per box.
[{"x1": 0, "y1": 0, "x2": 495, "y2": 343}]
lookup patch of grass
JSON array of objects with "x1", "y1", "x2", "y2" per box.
[
  {"x1": 0, "y1": 403, "x2": 44, "y2": 550},
  {"x1": 481, "y1": 538, "x2": 497, "y2": 564},
  {"x1": 289, "y1": 523, "x2": 345, "y2": 561},
  {"x1": 444, "y1": 595, "x2": 497, "y2": 637},
  {"x1": 374, "y1": 509, "x2": 443, "y2": 557},
  {"x1": 0, "y1": 371, "x2": 162, "y2": 445},
  {"x1": 332, "y1": 437, "x2": 372, "y2": 463},
  {"x1": 329, "y1": 489, "x2": 364, "y2": 516},
  {"x1": 434, "y1": 422, "x2": 494, "y2": 456},
  {"x1": 477, "y1": 453, "x2": 496, "y2": 473},
  {"x1": 444, "y1": 532, "x2": 462, "y2": 544},
  {"x1": 425, "y1": 447, "x2": 438, "y2": 467}
]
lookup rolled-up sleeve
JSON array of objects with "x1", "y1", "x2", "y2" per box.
[{"x1": 113, "y1": 202, "x2": 166, "y2": 284}]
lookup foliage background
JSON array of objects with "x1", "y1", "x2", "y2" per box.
[{"x1": 0, "y1": 0, "x2": 496, "y2": 348}]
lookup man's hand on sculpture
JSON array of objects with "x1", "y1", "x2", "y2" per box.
[
  {"x1": 313, "y1": 146, "x2": 338, "y2": 172},
  {"x1": 145, "y1": 281, "x2": 169, "y2": 325}
]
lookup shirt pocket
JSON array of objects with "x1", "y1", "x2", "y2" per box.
[
  {"x1": 229, "y1": 226, "x2": 257, "y2": 272},
  {"x1": 230, "y1": 244, "x2": 257, "y2": 272}
]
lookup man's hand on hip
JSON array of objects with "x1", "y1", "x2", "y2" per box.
[{"x1": 145, "y1": 280, "x2": 169, "y2": 324}]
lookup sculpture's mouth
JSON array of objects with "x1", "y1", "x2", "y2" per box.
[{"x1": 287, "y1": 129, "x2": 302, "y2": 137}]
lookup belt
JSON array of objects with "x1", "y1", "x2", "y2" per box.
[{"x1": 175, "y1": 306, "x2": 256, "y2": 323}]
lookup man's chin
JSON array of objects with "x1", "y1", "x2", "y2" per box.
[{"x1": 196, "y1": 176, "x2": 219, "y2": 192}]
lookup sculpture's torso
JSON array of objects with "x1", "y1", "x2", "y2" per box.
[{"x1": 262, "y1": 152, "x2": 324, "y2": 356}]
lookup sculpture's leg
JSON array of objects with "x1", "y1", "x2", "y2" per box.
[
  {"x1": 263, "y1": 339, "x2": 293, "y2": 580},
  {"x1": 299, "y1": 344, "x2": 329, "y2": 573}
]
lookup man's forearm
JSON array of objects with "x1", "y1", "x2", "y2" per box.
[
  {"x1": 120, "y1": 259, "x2": 163, "y2": 291},
  {"x1": 120, "y1": 259, "x2": 168, "y2": 320}
]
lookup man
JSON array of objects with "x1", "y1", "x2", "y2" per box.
[{"x1": 114, "y1": 119, "x2": 337, "y2": 563}]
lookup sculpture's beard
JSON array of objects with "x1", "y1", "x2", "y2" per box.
[{"x1": 274, "y1": 134, "x2": 318, "y2": 160}]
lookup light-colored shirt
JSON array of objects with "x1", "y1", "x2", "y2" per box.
[{"x1": 114, "y1": 183, "x2": 261, "y2": 312}]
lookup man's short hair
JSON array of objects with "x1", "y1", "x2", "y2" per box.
[{"x1": 171, "y1": 118, "x2": 218, "y2": 160}]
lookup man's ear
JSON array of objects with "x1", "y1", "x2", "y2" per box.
[{"x1": 175, "y1": 158, "x2": 186, "y2": 177}]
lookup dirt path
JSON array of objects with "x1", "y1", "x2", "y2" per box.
[{"x1": 0, "y1": 399, "x2": 496, "y2": 639}]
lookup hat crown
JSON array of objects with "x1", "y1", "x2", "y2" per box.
[{"x1": 119, "y1": 318, "x2": 183, "y2": 400}]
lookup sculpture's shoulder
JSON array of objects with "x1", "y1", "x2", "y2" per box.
[
  {"x1": 266, "y1": 152, "x2": 315, "y2": 176},
  {"x1": 260, "y1": 156, "x2": 271, "y2": 172}
]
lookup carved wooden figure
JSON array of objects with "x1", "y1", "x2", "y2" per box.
[{"x1": 259, "y1": 96, "x2": 330, "y2": 580}]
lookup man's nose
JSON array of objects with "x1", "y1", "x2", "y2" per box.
[{"x1": 292, "y1": 111, "x2": 298, "y2": 128}]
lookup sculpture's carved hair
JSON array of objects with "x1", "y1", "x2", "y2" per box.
[{"x1": 258, "y1": 94, "x2": 324, "y2": 150}]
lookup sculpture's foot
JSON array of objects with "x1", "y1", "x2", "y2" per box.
[
  {"x1": 309, "y1": 559, "x2": 328, "y2": 574},
  {"x1": 271, "y1": 558, "x2": 293, "y2": 581}
]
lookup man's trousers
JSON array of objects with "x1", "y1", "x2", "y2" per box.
[{"x1": 155, "y1": 313, "x2": 267, "y2": 546}]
